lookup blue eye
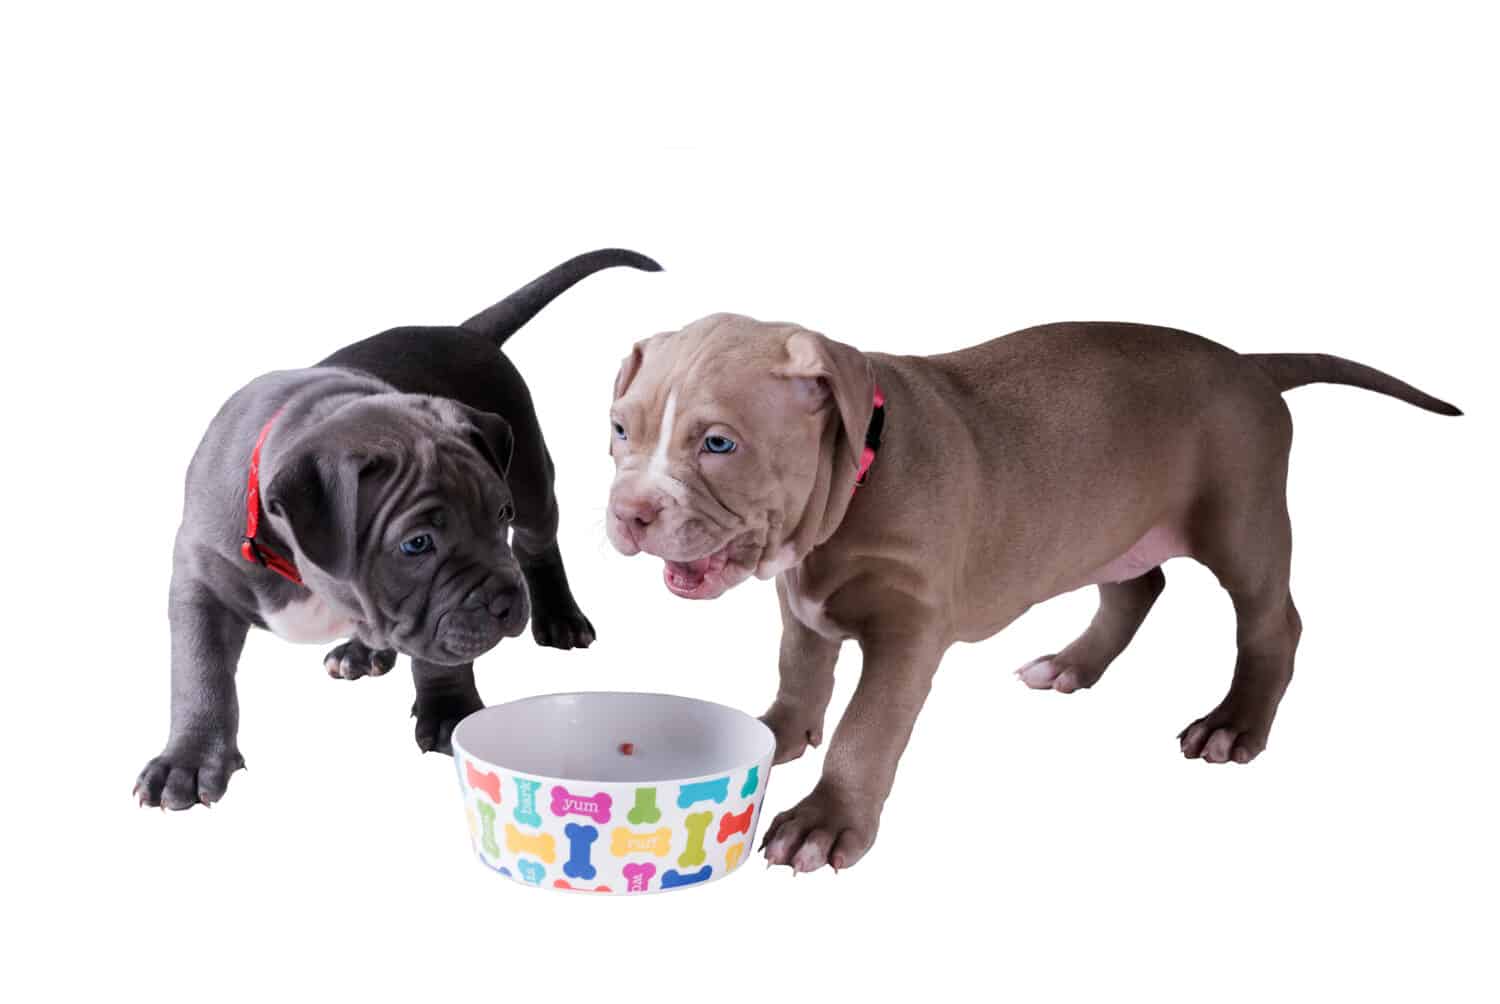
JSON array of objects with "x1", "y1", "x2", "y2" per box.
[
  {"x1": 400, "y1": 534, "x2": 432, "y2": 556},
  {"x1": 612, "y1": 421, "x2": 627, "y2": 441},
  {"x1": 703, "y1": 435, "x2": 737, "y2": 455}
]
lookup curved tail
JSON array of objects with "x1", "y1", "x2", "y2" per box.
[
  {"x1": 1249, "y1": 353, "x2": 1462, "y2": 416},
  {"x1": 461, "y1": 248, "x2": 663, "y2": 345}
]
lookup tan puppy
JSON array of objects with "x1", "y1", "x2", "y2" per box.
[{"x1": 606, "y1": 313, "x2": 1458, "y2": 872}]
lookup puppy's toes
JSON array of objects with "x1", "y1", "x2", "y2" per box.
[
  {"x1": 1016, "y1": 657, "x2": 1064, "y2": 689},
  {"x1": 412, "y1": 693, "x2": 485, "y2": 756},
  {"x1": 1179, "y1": 713, "x2": 1267, "y2": 764},
  {"x1": 324, "y1": 640, "x2": 397, "y2": 680},
  {"x1": 134, "y1": 744, "x2": 244, "y2": 810},
  {"x1": 531, "y1": 608, "x2": 596, "y2": 651}
]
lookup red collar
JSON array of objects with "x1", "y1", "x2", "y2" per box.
[
  {"x1": 240, "y1": 412, "x2": 304, "y2": 586},
  {"x1": 853, "y1": 384, "x2": 886, "y2": 491}
]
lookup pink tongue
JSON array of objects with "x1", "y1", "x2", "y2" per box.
[{"x1": 666, "y1": 556, "x2": 713, "y2": 588}]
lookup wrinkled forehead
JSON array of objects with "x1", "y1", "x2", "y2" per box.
[
  {"x1": 335, "y1": 398, "x2": 501, "y2": 509},
  {"x1": 619, "y1": 315, "x2": 793, "y2": 420}
]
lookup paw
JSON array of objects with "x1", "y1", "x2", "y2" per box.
[
  {"x1": 324, "y1": 639, "x2": 397, "y2": 680},
  {"x1": 412, "y1": 692, "x2": 485, "y2": 755},
  {"x1": 1015, "y1": 655, "x2": 1104, "y2": 693},
  {"x1": 760, "y1": 783, "x2": 879, "y2": 873},
  {"x1": 1178, "y1": 709, "x2": 1268, "y2": 764},
  {"x1": 759, "y1": 700, "x2": 825, "y2": 765},
  {"x1": 134, "y1": 742, "x2": 245, "y2": 810},
  {"x1": 530, "y1": 604, "x2": 595, "y2": 650}
]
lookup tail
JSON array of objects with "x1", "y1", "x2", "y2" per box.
[
  {"x1": 1249, "y1": 353, "x2": 1462, "y2": 416},
  {"x1": 461, "y1": 248, "x2": 663, "y2": 345}
]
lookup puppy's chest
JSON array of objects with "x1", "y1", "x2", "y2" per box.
[
  {"x1": 260, "y1": 592, "x2": 357, "y2": 644},
  {"x1": 781, "y1": 569, "x2": 851, "y2": 640}
]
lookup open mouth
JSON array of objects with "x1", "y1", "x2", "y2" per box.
[{"x1": 662, "y1": 545, "x2": 733, "y2": 600}]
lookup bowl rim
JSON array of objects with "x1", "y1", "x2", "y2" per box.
[{"x1": 450, "y1": 689, "x2": 776, "y2": 789}]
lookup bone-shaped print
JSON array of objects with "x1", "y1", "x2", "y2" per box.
[
  {"x1": 661, "y1": 865, "x2": 712, "y2": 889},
  {"x1": 725, "y1": 842, "x2": 745, "y2": 871},
  {"x1": 512, "y1": 777, "x2": 543, "y2": 828},
  {"x1": 505, "y1": 822, "x2": 557, "y2": 863},
  {"x1": 553, "y1": 879, "x2": 612, "y2": 893},
  {"x1": 717, "y1": 805, "x2": 753, "y2": 843},
  {"x1": 609, "y1": 826, "x2": 673, "y2": 858},
  {"x1": 622, "y1": 861, "x2": 656, "y2": 892},
  {"x1": 740, "y1": 766, "x2": 760, "y2": 798},
  {"x1": 549, "y1": 785, "x2": 612, "y2": 824},
  {"x1": 677, "y1": 811, "x2": 713, "y2": 868},
  {"x1": 465, "y1": 761, "x2": 502, "y2": 804},
  {"x1": 562, "y1": 823, "x2": 599, "y2": 881},
  {"x1": 677, "y1": 776, "x2": 731, "y2": 809},
  {"x1": 516, "y1": 858, "x2": 546, "y2": 885},
  {"x1": 465, "y1": 805, "x2": 478, "y2": 842},
  {"x1": 475, "y1": 801, "x2": 500, "y2": 858},
  {"x1": 627, "y1": 787, "x2": 662, "y2": 825}
]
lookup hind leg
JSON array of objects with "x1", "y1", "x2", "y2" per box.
[
  {"x1": 1017, "y1": 567, "x2": 1166, "y2": 692},
  {"x1": 1181, "y1": 464, "x2": 1301, "y2": 764}
]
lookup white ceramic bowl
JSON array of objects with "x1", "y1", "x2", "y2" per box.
[{"x1": 451, "y1": 692, "x2": 775, "y2": 894}]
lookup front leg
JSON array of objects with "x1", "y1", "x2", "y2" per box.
[
  {"x1": 760, "y1": 577, "x2": 842, "y2": 764},
  {"x1": 512, "y1": 441, "x2": 594, "y2": 651},
  {"x1": 516, "y1": 540, "x2": 595, "y2": 651},
  {"x1": 411, "y1": 659, "x2": 484, "y2": 754},
  {"x1": 762, "y1": 622, "x2": 943, "y2": 872},
  {"x1": 135, "y1": 578, "x2": 250, "y2": 809}
]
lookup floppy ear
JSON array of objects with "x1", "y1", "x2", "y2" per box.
[
  {"x1": 775, "y1": 329, "x2": 876, "y2": 472},
  {"x1": 264, "y1": 447, "x2": 370, "y2": 580},
  {"x1": 460, "y1": 406, "x2": 514, "y2": 480},
  {"x1": 612, "y1": 341, "x2": 646, "y2": 400}
]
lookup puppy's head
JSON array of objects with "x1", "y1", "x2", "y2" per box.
[
  {"x1": 265, "y1": 394, "x2": 528, "y2": 663},
  {"x1": 606, "y1": 313, "x2": 874, "y2": 599}
]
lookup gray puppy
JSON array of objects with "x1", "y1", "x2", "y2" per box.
[{"x1": 136, "y1": 249, "x2": 660, "y2": 810}]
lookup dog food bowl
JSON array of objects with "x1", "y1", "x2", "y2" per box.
[{"x1": 451, "y1": 692, "x2": 775, "y2": 894}]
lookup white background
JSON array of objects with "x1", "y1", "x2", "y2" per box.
[{"x1": 4, "y1": 3, "x2": 1496, "y2": 1001}]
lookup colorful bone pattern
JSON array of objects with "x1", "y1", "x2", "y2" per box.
[
  {"x1": 550, "y1": 785, "x2": 612, "y2": 824},
  {"x1": 717, "y1": 805, "x2": 753, "y2": 843},
  {"x1": 610, "y1": 826, "x2": 673, "y2": 858},
  {"x1": 678, "y1": 811, "x2": 713, "y2": 868},
  {"x1": 512, "y1": 777, "x2": 543, "y2": 828},
  {"x1": 462, "y1": 765, "x2": 766, "y2": 892},
  {"x1": 628, "y1": 787, "x2": 662, "y2": 825},
  {"x1": 622, "y1": 862, "x2": 656, "y2": 893},
  {"x1": 553, "y1": 880, "x2": 612, "y2": 893},
  {"x1": 466, "y1": 761, "x2": 502, "y2": 804},
  {"x1": 476, "y1": 801, "x2": 500, "y2": 858},
  {"x1": 661, "y1": 865, "x2": 712, "y2": 888},
  {"x1": 677, "y1": 776, "x2": 730, "y2": 809},
  {"x1": 562, "y1": 823, "x2": 599, "y2": 881},
  {"x1": 505, "y1": 822, "x2": 557, "y2": 863}
]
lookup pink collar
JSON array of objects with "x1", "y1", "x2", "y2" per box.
[{"x1": 853, "y1": 384, "x2": 886, "y2": 491}]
